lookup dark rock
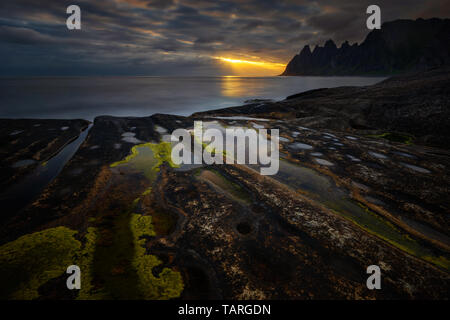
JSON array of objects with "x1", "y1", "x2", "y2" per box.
[
  {"x1": 0, "y1": 119, "x2": 89, "y2": 193},
  {"x1": 281, "y1": 18, "x2": 450, "y2": 76},
  {"x1": 196, "y1": 67, "x2": 450, "y2": 148}
]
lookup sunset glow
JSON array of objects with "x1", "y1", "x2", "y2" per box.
[
  {"x1": 216, "y1": 56, "x2": 283, "y2": 67},
  {"x1": 214, "y1": 56, "x2": 286, "y2": 76}
]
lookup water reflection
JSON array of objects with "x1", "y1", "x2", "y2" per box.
[
  {"x1": 220, "y1": 76, "x2": 250, "y2": 97},
  {"x1": 0, "y1": 76, "x2": 384, "y2": 120}
]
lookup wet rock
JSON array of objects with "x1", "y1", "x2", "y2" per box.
[
  {"x1": 314, "y1": 158, "x2": 334, "y2": 166},
  {"x1": 0, "y1": 119, "x2": 90, "y2": 194},
  {"x1": 400, "y1": 162, "x2": 431, "y2": 173},
  {"x1": 368, "y1": 151, "x2": 388, "y2": 159},
  {"x1": 289, "y1": 142, "x2": 313, "y2": 150},
  {"x1": 1, "y1": 68, "x2": 450, "y2": 299}
]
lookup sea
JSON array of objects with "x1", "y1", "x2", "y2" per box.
[{"x1": 0, "y1": 76, "x2": 384, "y2": 120}]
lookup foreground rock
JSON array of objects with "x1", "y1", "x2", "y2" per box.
[
  {"x1": 0, "y1": 69, "x2": 449, "y2": 299},
  {"x1": 0, "y1": 119, "x2": 89, "y2": 195},
  {"x1": 1, "y1": 116, "x2": 448, "y2": 299}
]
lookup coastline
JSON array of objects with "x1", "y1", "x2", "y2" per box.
[{"x1": 0, "y1": 67, "x2": 449, "y2": 299}]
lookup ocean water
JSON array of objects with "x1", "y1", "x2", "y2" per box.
[{"x1": 0, "y1": 76, "x2": 384, "y2": 120}]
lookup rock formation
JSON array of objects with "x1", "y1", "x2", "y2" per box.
[{"x1": 282, "y1": 18, "x2": 450, "y2": 76}]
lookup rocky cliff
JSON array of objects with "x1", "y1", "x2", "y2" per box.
[{"x1": 281, "y1": 18, "x2": 450, "y2": 76}]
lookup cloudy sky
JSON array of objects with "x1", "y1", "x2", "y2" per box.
[{"x1": 0, "y1": 0, "x2": 449, "y2": 76}]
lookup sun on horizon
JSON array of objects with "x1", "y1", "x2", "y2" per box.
[{"x1": 214, "y1": 56, "x2": 286, "y2": 76}]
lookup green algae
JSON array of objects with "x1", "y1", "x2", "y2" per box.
[
  {"x1": 110, "y1": 145, "x2": 141, "y2": 168},
  {"x1": 110, "y1": 142, "x2": 179, "y2": 180},
  {"x1": 130, "y1": 213, "x2": 183, "y2": 299},
  {"x1": 142, "y1": 187, "x2": 152, "y2": 196},
  {"x1": 200, "y1": 168, "x2": 252, "y2": 204},
  {"x1": 77, "y1": 227, "x2": 102, "y2": 300},
  {"x1": 90, "y1": 197, "x2": 182, "y2": 299},
  {"x1": 0, "y1": 226, "x2": 105, "y2": 300},
  {"x1": 326, "y1": 201, "x2": 450, "y2": 270},
  {"x1": 0, "y1": 227, "x2": 81, "y2": 300},
  {"x1": 202, "y1": 141, "x2": 228, "y2": 158},
  {"x1": 2, "y1": 141, "x2": 184, "y2": 300},
  {"x1": 278, "y1": 160, "x2": 449, "y2": 271},
  {"x1": 367, "y1": 132, "x2": 413, "y2": 144},
  {"x1": 94, "y1": 142, "x2": 184, "y2": 299},
  {"x1": 91, "y1": 210, "x2": 142, "y2": 299},
  {"x1": 149, "y1": 142, "x2": 179, "y2": 171},
  {"x1": 132, "y1": 197, "x2": 141, "y2": 207},
  {"x1": 3, "y1": 140, "x2": 183, "y2": 300}
]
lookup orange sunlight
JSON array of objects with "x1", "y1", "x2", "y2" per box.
[{"x1": 214, "y1": 56, "x2": 286, "y2": 76}]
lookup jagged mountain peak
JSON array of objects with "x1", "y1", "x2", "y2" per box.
[
  {"x1": 281, "y1": 18, "x2": 450, "y2": 76},
  {"x1": 299, "y1": 45, "x2": 311, "y2": 55},
  {"x1": 324, "y1": 39, "x2": 337, "y2": 49}
]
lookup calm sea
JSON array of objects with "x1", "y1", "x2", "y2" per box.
[{"x1": 0, "y1": 76, "x2": 384, "y2": 120}]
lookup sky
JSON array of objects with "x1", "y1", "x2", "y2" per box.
[{"x1": 0, "y1": 0, "x2": 449, "y2": 76}]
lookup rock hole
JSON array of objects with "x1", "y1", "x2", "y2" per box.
[{"x1": 237, "y1": 222, "x2": 252, "y2": 235}]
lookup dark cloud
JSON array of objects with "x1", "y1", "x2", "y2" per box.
[
  {"x1": 0, "y1": 26, "x2": 59, "y2": 45},
  {"x1": 145, "y1": 0, "x2": 176, "y2": 10},
  {"x1": 0, "y1": 0, "x2": 448, "y2": 75}
]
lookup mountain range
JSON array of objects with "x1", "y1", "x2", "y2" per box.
[{"x1": 281, "y1": 18, "x2": 450, "y2": 76}]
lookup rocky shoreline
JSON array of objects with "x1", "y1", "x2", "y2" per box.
[{"x1": 0, "y1": 68, "x2": 449, "y2": 299}]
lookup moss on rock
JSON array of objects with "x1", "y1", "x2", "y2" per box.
[
  {"x1": 0, "y1": 227, "x2": 81, "y2": 300},
  {"x1": 130, "y1": 213, "x2": 183, "y2": 299},
  {"x1": 110, "y1": 142, "x2": 179, "y2": 180}
]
